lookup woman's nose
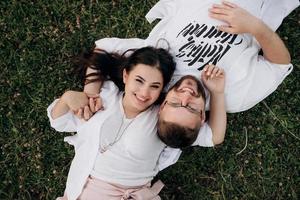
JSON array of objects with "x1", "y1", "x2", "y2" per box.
[{"x1": 139, "y1": 86, "x2": 150, "y2": 98}]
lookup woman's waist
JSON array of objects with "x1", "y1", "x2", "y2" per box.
[{"x1": 90, "y1": 166, "x2": 158, "y2": 187}]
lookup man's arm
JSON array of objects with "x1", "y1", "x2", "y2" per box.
[
  {"x1": 208, "y1": 90, "x2": 226, "y2": 145},
  {"x1": 209, "y1": 1, "x2": 290, "y2": 64},
  {"x1": 251, "y1": 22, "x2": 290, "y2": 64},
  {"x1": 201, "y1": 65, "x2": 226, "y2": 145}
]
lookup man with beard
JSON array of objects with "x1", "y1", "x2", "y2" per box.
[{"x1": 77, "y1": 1, "x2": 298, "y2": 168}]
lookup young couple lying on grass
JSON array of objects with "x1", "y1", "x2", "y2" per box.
[{"x1": 48, "y1": 1, "x2": 297, "y2": 199}]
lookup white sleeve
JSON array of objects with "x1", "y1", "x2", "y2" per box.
[
  {"x1": 192, "y1": 122, "x2": 214, "y2": 147},
  {"x1": 241, "y1": 57, "x2": 293, "y2": 110},
  {"x1": 95, "y1": 37, "x2": 146, "y2": 55},
  {"x1": 224, "y1": 48, "x2": 293, "y2": 113},
  {"x1": 145, "y1": 0, "x2": 178, "y2": 23},
  {"x1": 260, "y1": 0, "x2": 299, "y2": 31},
  {"x1": 47, "y1": 99, "x2": 83, "y2": 132},
  {"x1": 100, "y1": 80, "x2": 120, "y2": 100},
  {"x1": 157, "y1": 147, "x2": 182, "y2": 171}
]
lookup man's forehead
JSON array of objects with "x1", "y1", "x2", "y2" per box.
[{"x1": 165, "y1": 75, "x2": 181, "y2": 91}]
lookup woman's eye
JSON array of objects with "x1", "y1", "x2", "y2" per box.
[
  {"x1": 135, "y1": 79, "x2": 143, "y2": 83},
  {"x1": 151, "y1": 85, "x2": 160, "y2": 89}
]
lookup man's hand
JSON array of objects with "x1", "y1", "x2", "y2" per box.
[
  {"x1": 201, "y1": 65, "x2": 227, "y2": 145},
  {"x1": 201, "y1": 65, "x2": 225, "y2": 94},
  {"x1": 209, "y1": 0, "x2": 290, "y2": 65},
  {"x1": 209, "y1": 1, "x2": 261, "y2": 35}
]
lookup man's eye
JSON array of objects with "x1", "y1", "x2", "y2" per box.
[
  {"x1": 188, "y1": 105, "x2": 200, "y2": 113},
  {"x1": 169, "y1": 98, "x2": 180, "y2": 104},
  {"x1": 189, "y1": 107, "x2": 198, "y2": 112},
  {"x1": 169, "y1": 102, "x2": 181, "y2": 107}
]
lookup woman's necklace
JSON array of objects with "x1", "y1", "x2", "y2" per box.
[{"x1": 100, "y1": 116, "x2": 135, "y2": 153}]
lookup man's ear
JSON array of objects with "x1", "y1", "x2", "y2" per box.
[
  {"x1": 158, "y1": 102, "x2": 165, "y2": 114},
  {"x1": 200, "y1": 112, "x2": 206, "y2": 126},
  {"x1": 123, "y1": 69, "x2": 128, "y2": 84}
]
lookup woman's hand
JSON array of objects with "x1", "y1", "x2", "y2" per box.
[
  {"x1": 74, "y1": 94, "x2": 104, "y2": 120},
  {"x1": 51, "y1": 90, "x2": 89, "y2": 120},
  {"x1": 62, "y1": 91, "x2": 89, "y2": 111}
]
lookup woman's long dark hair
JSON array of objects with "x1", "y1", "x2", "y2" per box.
[
  {"x1": 73, "y1": 48, "x2": 125, "y2": 90},
  {"x1": 74, "y1": 46, "x2": 176, "y2": 104}
]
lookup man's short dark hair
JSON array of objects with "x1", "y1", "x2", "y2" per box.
[{"x1": 157, "y1": 119, "x2": 200, "y2": 148}]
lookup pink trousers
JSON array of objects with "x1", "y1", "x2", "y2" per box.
[{"x1": 56, "y1": 176, "x2": 164, "y2": 200}]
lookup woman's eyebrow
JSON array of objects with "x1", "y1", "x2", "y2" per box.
[
  {"x1": 151, "y1": 82, "x2": 162, "y2": 85},
  {"x1": 136, "y1": 75, "x2": 145, "y2": 81},
  {"x1": 136, "y1": 75, "x2": 161, "y2": 85}
]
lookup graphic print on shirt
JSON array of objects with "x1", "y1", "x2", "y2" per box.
[{"x1": 176, "y1": 22, "x2": 243, "y2": 70}]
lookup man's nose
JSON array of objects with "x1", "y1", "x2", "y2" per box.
[{"x1": 180, "y1": 91, "x2": 192, "y2": 106}]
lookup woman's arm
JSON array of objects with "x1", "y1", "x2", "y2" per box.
[
  {"x1": 83, "y1": 67, "x2": 103, "y2": 95},
  {"x1": 51, "y1": 91, "x2": 89, "y2": 119}
]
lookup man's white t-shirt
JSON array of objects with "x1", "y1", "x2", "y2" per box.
[
  {"x1": 95, "y1": 0, "x2": 298, "y2": 113},
  {"x1": 93, "y1": 0, "x2": 299, "y2": 172}
]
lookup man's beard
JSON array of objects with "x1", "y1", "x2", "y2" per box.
[{"x1": 168, "y1": 75, "x2": 206, "y2": 99}]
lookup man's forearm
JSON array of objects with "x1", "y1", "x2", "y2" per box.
[
  {"x1": 252, "y1": 20, "x2": 291, "y2": 64},
  {"x1": 209, "y1": 92, "x2": 226, "y2": 145},
  {"x1": 209, "y1": 2, "x2": 291, "y2": 64}
]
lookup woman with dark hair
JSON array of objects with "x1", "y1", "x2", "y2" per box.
[{"x1": 47, "y1": 46, "x2": 176, "y2": 199}]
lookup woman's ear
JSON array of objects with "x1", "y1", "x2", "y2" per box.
[{"x1": 123, "y1": 69, "x2": 128, "y2": 84}]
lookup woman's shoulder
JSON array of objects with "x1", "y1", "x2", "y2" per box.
[
  {"x1": 138, "y1": 105, "x2": 160, "y2": 120},
  {"x1": 100, "y1": 81, "x2": 121, "y2": 99}
]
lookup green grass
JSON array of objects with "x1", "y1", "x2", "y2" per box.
[{"x1": 0, "y1": 1, "x2": 299, "y2": 199}]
